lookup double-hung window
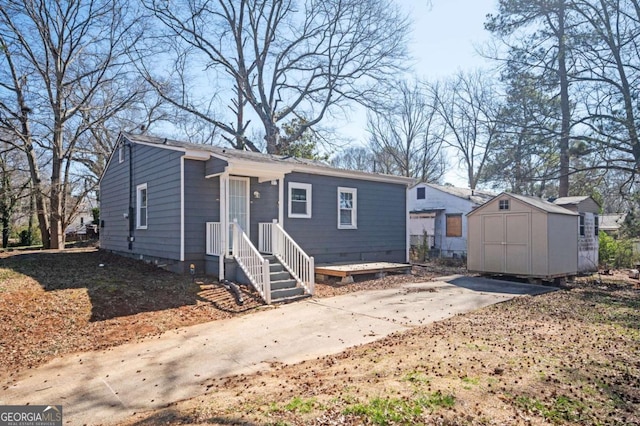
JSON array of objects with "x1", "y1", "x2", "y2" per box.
[
  {"x1": 338, "y1": 187, "x2": 357, "y2": 229},
  {"x1": 136, "y1": 183, "x2": 148, "y2": 229},
  {"x1": 288, "y1": 182, "x2": 312, "y2": 218}
]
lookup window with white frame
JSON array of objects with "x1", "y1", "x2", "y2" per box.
[
  {"x1": 118, "y1": 144, "x2": 124, "y2": 163},
  {"x1": 417, "y1": 187, "x2": 425, "y2": 199},
  {"x1": 499, "y1": 199, "x2": 510, "y2": 210},
  {"x1": 288, "y1": 182, "x2": 312, "y2": 218},
  {"x1": 338, "y1": 187, "x2": 357, "y2": 229},
  {"x1": 579, "y1": 213, "x2": 585, "y2": 236},
  {"x1": 136, "y1": 183, "x2": 148, "y2": 229}
]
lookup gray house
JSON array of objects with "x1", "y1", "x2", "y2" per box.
[{"x1": 99, "y1": 133, "x2": 413, "y2": 303}]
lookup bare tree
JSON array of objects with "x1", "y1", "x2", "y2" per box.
[
  {"x1": 0, "y1": 0, "x2": 146, "y2": 248},
  {"x1": 0, "y1": 138, "x2": 29, "y2": 247},
  {"x1": 432, "y1": 71, "x2": 501, "y2": 190},
  {"x1": 141, "y1": 0, "x2": 410, "y2": 154},
  {"x1": 366, "y1": 80, "x2": 446, "y2": 181},
  {"x1": 570, "y1": 0, "x2": 640, "y2": 180},
  {"x1": 330, "y1": 146, "x2": 376, "y2": 173}
]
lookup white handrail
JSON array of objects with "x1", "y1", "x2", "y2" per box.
[
  {"x1": 271, "y1": 222, "x2": 315, "y2": 295},
  {"x1": 206, "y1": 222, "x2": 222, "y2": 255},
  {"x1": 231, "y1": 222, "x2": 271, "y2": 304}
]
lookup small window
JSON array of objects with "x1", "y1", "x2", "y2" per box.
[
  {"x1": 579, "y1": 213, "x2": 585, "y2": 236},
  {"x1": 118, "y1": 144, "x2": 124, "y2": 163},
  {"x1": 338, "y1": 187, "x2": 357, "y2": 229},
  {"x1": 499, "y1": 199, "x2": 510, "y2": 210},
  {"x1": 446, "y1": 214, "x2": 462, "y2": 237},
  {"x1": 417, "y1": 187, "x2": 425, "y2": 200},
  {"x1": 136, "y1": 183, "x2": 148, "y2": 229},
  {"x1": 288, "y1": 182, "x2": 312, "y2": 218},
  {"x1": 594, "y1": 215, "x2": 599, "y2": 236}
]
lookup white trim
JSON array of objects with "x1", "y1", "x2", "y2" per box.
[
  {"x1": 136, "y1": 183, "x2": 148, "y2": 229},
  {"x1": 288, "y1": 182, "x2": 312, "y2": 219},
  {"x1": 278, "y1": 178, "x2": 284, "y2": 225},
  {"x1": 219, "y1": 173, "x2": 228, "y2": 278},
  {"x1": 118, "y1": 144, "x2": 124, "y2": 163},
  {"x1": 180, "y1": 157, "x2": 185, "y2": 261},
  {"x1": 337, "y1": 187, "x2": 357, "y2": 229},
  {"x1": 229, "y1": 176, "x2": 251, "y2": 238}
]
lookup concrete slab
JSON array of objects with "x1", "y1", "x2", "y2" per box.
[{"x1": 0, "y1": 276, "x2": 556, "y2": 426}]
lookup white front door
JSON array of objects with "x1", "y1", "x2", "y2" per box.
[{"x1": 229, "y1": 177, "x2": 250, "y2": 249}]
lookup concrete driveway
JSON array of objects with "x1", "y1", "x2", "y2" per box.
[{"x1": 0, "y1": 275, "x2": 555, "y2": 426}]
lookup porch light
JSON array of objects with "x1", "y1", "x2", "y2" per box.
[{"x1": 253, "y1": 191, "x2": 261, "y2": 199}]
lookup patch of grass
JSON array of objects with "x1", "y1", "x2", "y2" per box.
[
  {"x1": 344, "y1": 391, "x2": 455, "y2": 425},
  {"x1": 283, "y1": 397, "x2": 317, "y2": 414},
  {"x1": 461, "y1": 376, "x2": 479, "y2": 385},
  {"x1": 402, "y1": 371, "x2": 430, "y2": 384},
  {"x1": 514, "y1": 394, "x2": 589, "y2": 424},
  {"x1": 269, "y1": 397, "x2": 318, "y2": 414}
]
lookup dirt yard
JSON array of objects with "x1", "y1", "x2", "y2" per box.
[
  {"x1": 1, "y1": 248, "x2": 638, "y2": 425},
  {"x1": 0, "y1": 248, "x2": 448, "y2": 378}
]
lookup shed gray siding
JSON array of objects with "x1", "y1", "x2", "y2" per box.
[
  {"x1": 100, "y1": 143, "x2": 182, "y2": 261},
  {"x1": 283, "y1": 172, "x2": 406, "y2": 264},
  {"x1": 184, "y1": 160, "x2": 219, "y2": 271}
]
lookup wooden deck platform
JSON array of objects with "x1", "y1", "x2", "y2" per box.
[{"x1": 315, "y1": 262, "x2": 412, "y2": 283}]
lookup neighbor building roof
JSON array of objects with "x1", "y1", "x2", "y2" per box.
[
  {"x1": 420, "y1": 183, "x2": 495, "y2": 205},
  {"x1": 600, "y1": 213, "x2": 626, "y2": 231},
  {"x1": 508, "y1": 193, "x2": 578, "y2": 215}
]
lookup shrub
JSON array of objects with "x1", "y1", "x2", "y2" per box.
[{"x1": 599, "y1": 232, "x2": 636, "y2": 268}]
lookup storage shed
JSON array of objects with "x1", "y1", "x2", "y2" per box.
[{"x1": 467, "y1": 193, "x2": 579, "y2": 280}]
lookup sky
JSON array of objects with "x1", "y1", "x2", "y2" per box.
[{"x1": 339, "y1": 0, "x2": 498, "y2": 186}]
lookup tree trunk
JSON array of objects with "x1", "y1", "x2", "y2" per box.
[
  {"x1": 558, "y1": 1, "x2": 571, "y2": 197},
  {"x1": 22, "y1": 128, "x2": 50, "y2": 249},
  {"x1": 49, "y1": 124, "x2": 64, "y2": 250}
]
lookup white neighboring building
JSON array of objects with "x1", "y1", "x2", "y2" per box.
[
  {"x1": 552, "y1": 196, "x2": 600, "y2": 273},
  {"x1": 408, "y1": 183, "x2": 494, "y2": 257}
]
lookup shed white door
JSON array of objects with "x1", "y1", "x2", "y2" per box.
[{"x1": 482, "y1": 213, "x2": 531, "y2": 275}]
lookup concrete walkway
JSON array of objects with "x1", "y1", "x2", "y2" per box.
[{"x1": 0, "y1": 276, "x2": 554, "y2": 426}]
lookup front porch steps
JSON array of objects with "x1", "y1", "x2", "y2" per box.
[{"x1": 263, "y1": 255, "x2": 309, "y2": 303}]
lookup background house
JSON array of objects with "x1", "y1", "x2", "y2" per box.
[
  {"x1": 408, "y1": 183, "x2": 494, "y2": 258},
  {"x1": 552, "y1": 196, "x2": 600, "y2": 273},
  {"x1": 599, "y1": 213, "x2": 626, "y2": 237}
]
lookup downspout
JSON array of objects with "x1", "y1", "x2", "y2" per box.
[
  {"x1": 405, "y1": 185, "x2": 410, "y2": 263},
  {"x1": 128, "y1": 141, "x2": 134, "y2": 250}
]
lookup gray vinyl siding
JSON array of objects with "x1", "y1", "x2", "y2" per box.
[
  {"x1": 283, "y1": 172, "x2": 407, "y2": 264},
  {"x1": 100, "y1": 142, "x2": 182, "y2": 260},
  {"x1": 248, "y1": 178, "x2": 279, "y2": 245},
  {"x1": 206, "y1": 157, "x2": 228, "y2": 176},
  {"x1": 184, "y1": 160, "x2": 219, "y2": 270},
  {"x1": 99, "y1": 142, "x2": 131, "y2": 253}
]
